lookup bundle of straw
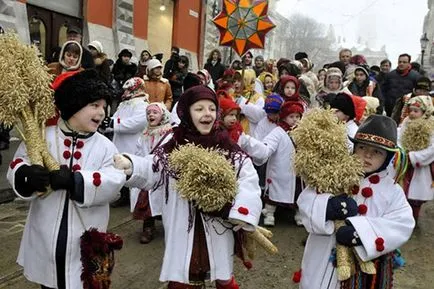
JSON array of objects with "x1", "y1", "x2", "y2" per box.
[
  {"x1": 169, "y1": 144, "x2": 278, "y2": 255},
  {"x1": 0, "y1": 32, "x2": 60, "y2": 185},
  {"x1": 401, "y1": 118, "x2": 434, "y2": 152},
  {"x1": 292, "y1": 108, "x2": 374, "y2": 281}
]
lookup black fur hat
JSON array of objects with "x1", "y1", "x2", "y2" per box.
[
  {"x1": 54, "y1": 69, "x2": 113, "y2": 121},
  {"x1": 329, "y1": 93, "x2": 355, "y2": 119}
]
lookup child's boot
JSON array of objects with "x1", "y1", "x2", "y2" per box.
[{"x1": 263, "y1": 204, "x2": 276, "y2": 227}]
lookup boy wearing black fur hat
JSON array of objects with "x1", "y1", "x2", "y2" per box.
[
  {"x1": 297, "y1": 115, "x2": 415, "y2": 289},
  {"x1": 7, "y1": 70, "x2": 126, "y2": 289}
]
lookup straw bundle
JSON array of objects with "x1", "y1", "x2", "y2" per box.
[
  {"x1": 401, "y1": 117, "x2": 434, "y2": 152},
  {"x1": 0, "y1": 32, "x2": 60, "y2": 187},
  {"x1": 169, "y1": 144, "x2": 278, "y2": 255},
  {"x1": 292, "y1": 108, "x2": 373, "y2": 280}
]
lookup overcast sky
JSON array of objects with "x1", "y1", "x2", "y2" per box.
[{"x1": 275, "y1": 0, "x2": 428, "y2": 67}]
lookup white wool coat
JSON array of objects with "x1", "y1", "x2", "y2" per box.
[
  {"x1": 239, "y1": 97, "x2": 266, "y2": 136},
  {"x1": 253, "y1": 117, "x2": 278, "y2": 141},
  {"x1": 240, "y1": 127, "x2": 296, "y2": 204},
  {"x1": 112, "y1": 96, "x2": 148, "y2": 154},
  {"x1": 398, "y1": 122, "x2": 434, "y2": 201},
  {"x1": 7, "y1": 126, "x2": 125, "y2": 289},
  {"x1": 125, "y1": 150, "x2": 262, "y2": 283},
  {"x1": 130, "y1": 130, "x2": 172, "y2": 213},
  {"x1": 297, "y1": 170, "x2": 414, "y2": 289}
]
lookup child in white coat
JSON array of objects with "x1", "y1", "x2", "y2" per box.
[
  {"x1": 114, "y1": 85, "x2": 262, "y2": 289},
  {"x1": 398, "y1": 95, "x2": 434, "y2": 223},
  {"x1": 132, "y1": 102, "x2": 172, "y2": 244},
  {"x1": 102, "y1": 77, "x2": 148, "y2": 207},
  {"x1": 297, "y1": 115, "x2": 415, "y2": 289},
  {"x1": 7, "y1": 70, "x2": 126, "y2": 289}
]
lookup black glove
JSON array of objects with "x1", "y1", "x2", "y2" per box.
[
  {"x1": 15, "y1": 164, "x2": 50, "y2": 196},
  {"x1": 336, "y1": 224, "x2": 362, "y2": 247},
  {"x1": 99, "y1": 117, "x2": 113, "y2": 130},
  {"x1": 50, "y1": 165, "x2": 75, "y2": 191},
  {"x1": 326, "y1": 194, "x2": 358, "y2": 221}
]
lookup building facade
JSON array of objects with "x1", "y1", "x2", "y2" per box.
[
  {"x1": 422, "y1": 0, "x2": 434, "y2": 78},
  {"x1": 0, "y1": 0, "x2": 204, "y2": 70}
]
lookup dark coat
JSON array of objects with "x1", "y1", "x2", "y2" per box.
[
  {"x1": 94, "y1": 55, "x2": 112, "y2": 85},
  {"x1": 112, "y1": 59, "x2": 137, "y2": 86},
  {"x1": 382, "y1": 69, "x2": 420, "y2": 115},
  {"x1": 204, "y1": 60, "x2": 226, "y2": 84}
]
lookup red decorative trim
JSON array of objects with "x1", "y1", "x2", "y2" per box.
[
  {"x1": 238, "y1": 207, "x2": 249, "y2": 215},
  {"x1": 375, "y1": 237, "x2": 384, "y2": 246},
  {"x1": 93, "y1": 178, "x2": 101, "y2": 187},
  {"x1": 76, "y1": 140, "x2": 84, "y2": 149},
  {"x1": 376, "y1": 244, "x2": 385, "y2": 252},
  {"x1": 72, "y1": 164, "x2": 81, "y2": 171},
  {"x1": 292, "y1": 269, "x2": 302, "y2": 283},
  {"x1": 266, "y1": 178, "x2": 272, "y2": 184},
  {"x1": 10, "y1": 158, "x2": 23, "y2": 169},
  {"x1": 73, "y1": 151, "x2": 82, "y2": 160},
  {"x1": 63, "y1": 151, "x2": 71, "y2": 159},
  {"x1": 93, "y1": 172, "x2": 101, "y2": 179},
  {"x1": 368, "y1": 175, "x2": 380, "y2": 184},
  {"x1": 351, "y1": 185, "x2": 360, "y2": 195},
  {"x1": 64, "y1": 139, "x2": 72, "y2": 147},
  {"x1": 354, "y1": 133, "x2": 395, "y2": 148},
  {"x1": 358, "y1": 204, "x2": 368, "y2": 215},
  {"x1": 361, "y1": 187, "x2": 373, "y2": 198}
]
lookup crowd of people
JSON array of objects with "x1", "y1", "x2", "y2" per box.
[{"x1": 4, "y1": 25, "x2": 434, "y2": 289}]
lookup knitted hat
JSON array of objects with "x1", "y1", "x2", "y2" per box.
[
  {"x1": 407, "y1": 95, "x2": 434, "y2": 117},
  {"x1": 88, "y1": 40, "x2": 103, "y2": 54},
  {"x1": 354, "y1": 66, "x2": 369, "y2": 78},
  {"x1": 122, "y1": 77, "x2": 148, "y2": 100},
  {"x1": 279, "y1": 75, "x2": 300, "y2": 99},
  {"x1": 351, "y1": 115, "x2": 397, "y2": 151},
  {"x1": 280, "y1": 101, "x2": 304, "y2": 119},
  {"x1": 219, "y1": 96, "x2": 240, "y2": 116},
  {"x1": 177, "y1": 85, "x2": 218, "y2": 126},
  {"x1": 54, "y1": 69, "x2": 113, "y2": 121},
  {"x1": 351, "y1": 95, "x2": 367, "y2": 123},
  {"x1": 329, "y1": 92, "x2": 356, "y2": 119},
  {"x1": 264, "y1": 93, "x2": 283, "y2": 114},
  {"x1": 146, "y1": 59, "x2": 163, "y2": 74},
  {"x1": 414, "y1": 77, "x2": 431, "y2": 91},
  {"x1": 197, "y1": 69, "x2": 211, "y2": 85},
  {"x1": 118, "y1": 48, "x2": 132, "y2": 58}
]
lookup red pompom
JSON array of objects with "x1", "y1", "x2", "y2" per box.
[
  {"x1": 93, "y1": 178, "x2": 102, "y2": 187},
  {"x1": 243, "y1": 260, "x2": 253, "y2": 270},
  {"x1": 368, "y1": 175, "x2": 380, "y2": 184},
  {"x1": 117, "y1": 117, "x2": 121, "y2": 124},
  {"x1": 93, "y1": 172, "x2": 101, "y2": 179},
  {"x1": 376, "y1": 244, "x2": 385, "y2": 252},
  {"x1": 72, "y1": 164, "x2": 81, "y2": 171},
  {"x1": 361, "y1": 187, "x2": 373, "y2": 198},
  {"x1": 375, "y1": 237, "x2": 384, "y2": 246},
  {"x1": 415, "y1": 162, "x2": 421, "y2": 168},
  {"x1": 238, "y1": 207, "x2": 249, "y2": 215},
  {"x1": 63, "y1": 151, "x2": 71, "y2": 159},
  {"x1": 351, "y1": 185, "x2": 360, "y2": 195},
  {"x1": 76, "y1": 140, "x2": 84, "y2": 149},
  {"x1": 292, "y1": 269, "x2": 302, "y2": 283},
  {"x1": 10, "y1": 158, "x2": 23, "y2": 169},
  {"x1": 64, "y1": 139, "x2": 72, "y2": 147},
  {"x1": 266, "y1": 178, "x2": 272, "y2": 184},
  {"x1": 73, "y1": 151, "x2": 82, "y2": 160},
  {"x1": 358, "y1": 204, "x2": 368, "y2": 215}
]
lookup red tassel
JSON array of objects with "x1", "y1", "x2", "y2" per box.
[{"x1": 292, "y1": 269, "x2": 302, "y2": 283}]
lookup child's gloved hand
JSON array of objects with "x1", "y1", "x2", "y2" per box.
[
  {"x1": 113, "y1": 154, "x2": 132, "y2": 176},
  {"x1": 336, "y1": 223, "x2": 362, "y2": 247},
  {"x1": 326, "y1": 194, "x2": 358, "y2": 221},
  {"x1": 15, "y1": 164, "x2": 50, "y2": 194},
  {"x1": 50, "y1": 165, "x2": 74, "y2": 191}
]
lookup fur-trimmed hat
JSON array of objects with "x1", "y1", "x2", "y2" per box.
[
  {"x1": 264, "y1": 93, "x2": 283, "y2": 114},
  {"x1": 122, "y1": 77, "x2": 148, "y2": 100},
  {"x1": 280, "y1": 101, "x2": 304, "y2": 119},
  {"x1": 294, "y1": 52, "x2": 308, "y2": 61},
  {"x1": 330, "y1": 92, "x2": 355, "y2": 119},
  {"x1": 88, "y1": 40, "x2": 103, "y2": 54},
  {"x1": 54, "y1": 69, "x2": 113, "y2": 121},
  {"x1": 146, "y1": 59, "x2": 163, "y2": 74}
]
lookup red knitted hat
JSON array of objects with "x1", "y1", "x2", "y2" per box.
[
  {"x1": 280, "y1": 101, "x2": 304, "y2": 119},
  {"x1": 219, "y1": 96, "x2": 240, "y2": 116}
]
